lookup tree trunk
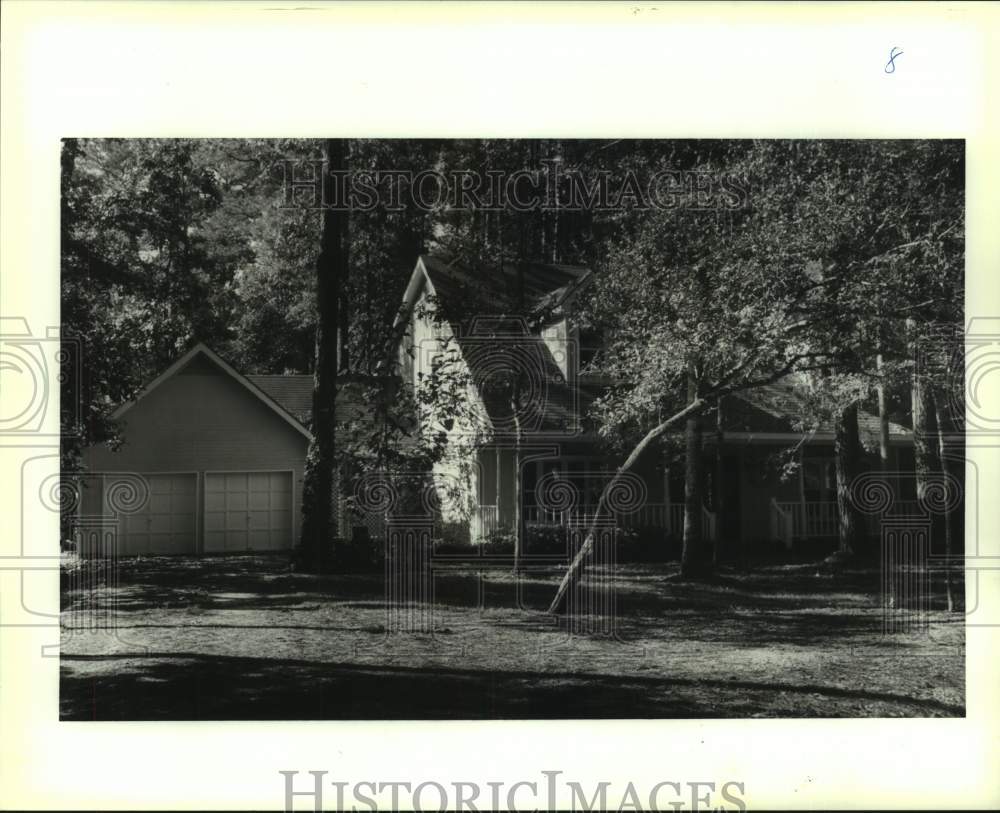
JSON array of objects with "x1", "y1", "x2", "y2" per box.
[
  {"x1": 876, "y1": 351, "x2": 890, "y2": 473},
  {"x1": 513, "y1": 424, "x2": 522, "y2": 573},
  {"x1": 713, "y1": 399, "x2": 725, "y2": 567},
  {"x1": 338, "y1": 253, "x2": 350, "y2": 374},
  {"x1": 911, "y1": 360, "x2": 941, "y2": 546},
  {"x1": 680, "y1": 373, "x2": 707, "y2": 577},
  {"x1": 834, "y1": 401, "x2": 864, "y2": 557},
  {"x1": 548, "y1": 396, "x2": 707, "y2": 614},
  {"x1": 299, "y1": 138, "x2": 347, "y2": 570},
  {"x1": 933, "y1": 392, "x2": 956, "y2": 612}
]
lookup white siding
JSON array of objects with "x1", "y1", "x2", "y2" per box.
[{"x1": 408, "y1": 286, "x2": 488, "y2": 530}]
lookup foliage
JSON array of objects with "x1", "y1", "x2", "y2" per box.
[{"x1": 579, "y1": 140, "x2": 963, "y2": 474}]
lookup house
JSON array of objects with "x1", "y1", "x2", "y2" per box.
[
  {"x1": 393, "y1": 254, "x2": 918, "y2": 552},
  {"x1": 392, "y1": 254, "x2": 621, "y2": 544},
  {"x1": 76, "y1": 254, "x2": 920, "y2": 559},
  {"x1": 713, "y1": 384, "x2": 916, "y2": 549},
  {"x1": 75, "y1": 343, "x2": 370, "y2": 556}
]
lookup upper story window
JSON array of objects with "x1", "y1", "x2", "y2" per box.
[{"x1": 577, "y1": 327, "x2": 604, "y2": 373}]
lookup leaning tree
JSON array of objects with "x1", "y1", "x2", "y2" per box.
[{"x1": 549, "y1": 142, "x2": 848, "y2": 611}]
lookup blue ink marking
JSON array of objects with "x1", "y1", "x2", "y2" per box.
[{"x1": 885, "y1": 46, "x2": 903, "y2": 74}]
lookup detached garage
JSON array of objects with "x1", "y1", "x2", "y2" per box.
[{"x1": 80, "y1": 344, "x2": 315, "y2": 557}]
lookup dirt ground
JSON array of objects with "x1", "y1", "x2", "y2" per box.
[{"x1": 60, "y1": 555, "x2": 965, "y2": 720}]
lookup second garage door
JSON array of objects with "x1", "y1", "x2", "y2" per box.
[{"x1": 204, "y1": 471, "x2": 294, "y2": 553}]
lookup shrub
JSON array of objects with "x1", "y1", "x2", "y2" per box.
[
  {"x1": 434, "y1": 520, "x2": 471, "y2": 548},
  {"x1": 433, "y1": 539, "x2": 478, "y2": 556},
  {"x1": 333, "y1": 530, "x2": 384, "y2": 572},
  {"x1": 481, "y1": 526, "x2": 515, "y2": 555},
  {"x1": 523, "y1": 523, "x2": 567, "y2": 556},
  {"x1": 616, "y1": 525, "x2": 680, "y2": 563}
]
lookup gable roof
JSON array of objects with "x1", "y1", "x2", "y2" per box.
[
  {"x1": 726, "y1": 383, "x2": 912, "y2": 442},
  {"x1": 246, "y1": 375, "x2": 314, "y2": 424},
  {"x1": 458, "y1": 329, "x2": 583, "y2": 435},
  {"x1": 423, "y1": 253, "x2": 591, "y2": 315},
  {"x1": 400, "y1": 253, "x2": 592, "y2": 328},
  {"x1": 392, "y1": 254, "x2": 596, "y2": 437},
  {"x1": 113, "y1": 343, "x2": 314, "y2": 441},
  {"x1": 113, "y1": 345, "x2": 394, "y2": 444},
  {"x1": 248, "y1": 373, "x2": 388, "y2": 431}
]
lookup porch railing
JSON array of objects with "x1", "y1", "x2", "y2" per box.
[
  {"x1": 701, "y1": 505, "x2": 717, "y2": 542},
  {"x1": 770, "y1": 499, "x2": 795, "y2": 550},
  {"x1": 474, "y1": 504, "x2": 500, "y2": 539},
  {"x1": 520, "y1": 502, "x2": 716, "y2": 540},
  {"x1": 774, "y1": 500, "x2": 839, "y2": 541},
  {"x1": 769, "y1": 499, "x2": 929, "y2": 548}
]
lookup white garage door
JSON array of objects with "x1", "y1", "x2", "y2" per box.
[
  {"x1": 204, "y1": 471, "x2": 294, "y2": 553},
  {"x1": 106, "y1": 473, "x2": 198, "y2": 555}
]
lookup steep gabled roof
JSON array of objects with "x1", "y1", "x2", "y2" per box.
[
  {"x1": 112, "y1": 344, "x2": 314, "y2": 441},
  {"x1": 393, "y1": 254, "x2": 597, "y2": 437},
  {"x1": 400, "y1": 253, "x2": 592, "y2": 327},
  {"x1": 458, "y1": 328, "x2": 582, "y2": 435}
]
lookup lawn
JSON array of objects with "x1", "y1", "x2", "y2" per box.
[{"x1": 59, "y1": 555, "x2": 964, "y2": 720}]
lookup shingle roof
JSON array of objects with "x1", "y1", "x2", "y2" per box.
[
  {"x1": 407, "y1": 254, "x2": 595, "y2": 437},
  {"x1": 419, "y1": 253, "x2": 591, "y2": 320},
  {"x1": 461, "y1": 333, "x2": 579, "y2": 436},
  {"x1": 247, "y1": 375, "x2": 387, "y2": 431},
  {"x1": 247, "y1": 375, "x2": 314, "y2": 423},
  {"x1": 728, "y1": 383, "x2": 911, "y2": 440}
]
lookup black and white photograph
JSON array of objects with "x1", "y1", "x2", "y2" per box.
[
  {"x1": 4, "y1": 3, "x2": 999, "y2": 810},
  {"x1": 58, "y1": 137, "x2": 966, "y2": 721}
]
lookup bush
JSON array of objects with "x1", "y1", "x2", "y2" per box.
[
  {"x1": 481, "y1": 526, "x2": 515, "y2": 555},
  {"x1": 433, "y1": 539, "x2": 479, "y2": 556},
  {"x1": 523, "y1": 523, "x2": 567, "y2": 556},
  {"x1": 332, "y1": 531, "x2": 384, "y2": 572},
  {"x1": 435, "y1": 525, "x2": 515, "y2": 556},
  {"x1": 434, "y1": 520, "x2": 471, "y2": 548},
  {"x1": 616, "y1": 525, "x2": 680, "y2": 563}
]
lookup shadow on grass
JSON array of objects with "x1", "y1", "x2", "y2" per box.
[
  {"x1": 67, "y1": 554, "x2": 961, "y2": 616},
  {"x1": 61, "y1": 554, "x2": 964, "y2": 720},
  {"x1": 60, "y1": 651, "x2": 964, "y2": 721}
]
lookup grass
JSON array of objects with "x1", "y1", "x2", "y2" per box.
[{"x1": 59, "y1": 554, "x2": 964, "y2": 720}]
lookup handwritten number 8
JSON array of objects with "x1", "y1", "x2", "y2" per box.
[{"x1": 885, "y1": 46, "x2": 903, "y2": 74}]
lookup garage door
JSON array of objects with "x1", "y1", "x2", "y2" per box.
[
  {"x1": 204, "y1": 471, "x2": 293, "y2": 553},
  {"x1": 105, "y1": 473, "x2": 197, "y2": 555}
]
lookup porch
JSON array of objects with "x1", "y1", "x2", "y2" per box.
[
  {"x1": 473, "y1": 502, "x2": 717, "y2": 541},
  {"x1": 470, "y1": 442, "x2": 919, "y2": 551},
  {"x1": 769, "y1": 499, "x2": 923, "y2": 550},
  {"x1": 473, "y1": 446, "x2": 719, "y2": 545}
]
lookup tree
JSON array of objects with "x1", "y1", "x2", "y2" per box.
[
  {"x1": 549, "y1": 143, "x2": 844, "y2": 609},
  {"x1": 299, "y1": 139, "x2": 349, "y2": 569},
  {"x1": 795, "y1": 141, "x2": 964, "y2": 555},
  {"x1": 736, "y1": 141, "x2": 964, "y2": 562},
  {"x1": 61, "y1": 139, "x2": 239, "y2": 453}
]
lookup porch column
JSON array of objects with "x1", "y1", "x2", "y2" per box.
[
  {"x1": 494, "y1": 445, "x2": 501, "y2": 511},
  {"x1": 662, "y1": 461, "x2": 672, "y2": 533},
  {"x1": 738, "y1": 445, "x2": 745, "y2": 549},
  {"x1": 798, "y1": 446, "x2": 807, "y2": 539}
]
